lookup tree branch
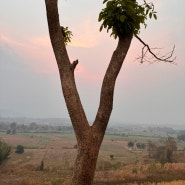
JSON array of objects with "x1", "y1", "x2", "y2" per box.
[
  {"x1": 45, "y1": 0, "x2": 90, "y2": 142},
  {"x1": 93, "y1": 35, "x2": 133, "y2": 139},
  {"x1": 135, "y1": 35, "x2": 176, "y2": 63}
]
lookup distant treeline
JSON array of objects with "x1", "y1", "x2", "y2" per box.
[{"x1": 0, "y1": 121, "x2": 73, "y2": 133}]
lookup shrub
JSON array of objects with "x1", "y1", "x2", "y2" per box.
[
  {"x1": 110, "y1": 154, "x2": 114, "y2": 160},
  {"x1": 15, "y1": 145, "x2": 24, "y2": 154},
  {"x1": 73, "y1": 144, "x2": 78, "y2": 149},
  {"x1": 0, "y1": 140, "x2": 12, "y2": 164},
  {"x1": 128, "y1": 141, "x2": 134, "y2": 148}
]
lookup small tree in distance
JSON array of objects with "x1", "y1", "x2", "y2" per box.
[
  {"x1": 128, "y1": 141, "x2": 134, "y2": 148},
  {"x1": 44, "y1": 0, "x2": 175, "y2": 184},
  {"x1": 15, "y1": 145, "x2": 24, "y2": 154},
  {"x1": 110, "y1": 154, "x2": 114, "y2": 160},
  {"x1": 148, "y1": 138, "x2": 177, "y2": 164}
]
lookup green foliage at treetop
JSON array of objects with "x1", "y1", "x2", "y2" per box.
[{"x1": 98, "y1": 0, "x2": 157, "y2": 39}]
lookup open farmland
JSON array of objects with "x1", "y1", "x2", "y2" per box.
[{"x1": 1, "y1": 128, "x2": 185, "y2": 185}]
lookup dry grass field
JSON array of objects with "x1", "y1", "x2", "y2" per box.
[{"x1": 1, "y1": 132, "x2": 185, "y2": 185}]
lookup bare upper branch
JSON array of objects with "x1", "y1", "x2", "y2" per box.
[{"x1": 135, "y1": 35, "x2": 176, "y2": 64}]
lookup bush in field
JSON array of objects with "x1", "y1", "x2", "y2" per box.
[
  {"x1": 39, "y1": 160, "x2": 44, "y2": 171},
  {"x1": 15, "y1": 145, "x2": 24, "y2": 154},
  {"x1": 136, "y1": 142, "x2": 146, "y2": 150},
  {"x1": 0, "y1": 140, "x2": 12, "y2": 164},
  {"x1": 127, "y1": 141, "x2": 134, "y2": 148},
  {"x1": 110, "y1": 154, "x2": 114, "y2": 160},
  {"x1": 73, "y1": 144, "x2": 78, "y2": 149}
]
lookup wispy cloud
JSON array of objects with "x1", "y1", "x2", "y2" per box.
[
  {"x1": 27, "y1": 36, "x2": 50, "y2": 47},
  {"x1": 75, "y1": 64, "x2": 102, "y2": 83},
  {"x1": 0, "y1": 33, "x2": 25, "y2": 48},
  {"x1": 69, "y1": 19, "x2": 102, "y2": 48},
  {"x1": 0, "y1": 32, "x2": 56, "y2": 75}
]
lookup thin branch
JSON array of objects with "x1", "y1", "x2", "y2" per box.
[{"x1": 135, "y1": 35, "x2": 176, "y2": 63}]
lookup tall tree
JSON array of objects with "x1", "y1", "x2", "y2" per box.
[{"x1": 44, "y1": 0, "x2": 175, "y2": 184}]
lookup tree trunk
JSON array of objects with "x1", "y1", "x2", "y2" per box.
[
  {"x1": 45, "y1": 0, "x2": 133, "y2": 184},
  {"x1": 71, "y1": 129, "x2": 101, "y2": 185},
  {"x1": 72, "y1": 148, "x2": 98, "y2": 185}
]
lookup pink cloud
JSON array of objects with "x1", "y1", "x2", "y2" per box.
[
  {"x1": 0, "y1": 31, "x2": 105, "y2": 81},
  {"x1": 27, "y1": 36, "x2": 50, "y2": 47},
  {"x1": 75, "y1": 64, "x2": 103, "y2": 83},
  {"x1": 69, "y1": 19, "x2": 102, "y2": 48},
  {"x1": 0, "y1": 34, "x2": 24, "y2": 48},
  {"x1": 0, "y1": 32, "x2": 57, "y2": 75}
]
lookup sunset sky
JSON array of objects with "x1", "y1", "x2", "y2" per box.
[{"x1": 0, "y1": 0, "x2": 185, "y2": 126}]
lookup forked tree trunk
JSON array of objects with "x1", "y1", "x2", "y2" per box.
[{"x1": 45, "y1": 0, "x2": 133, "y2": 184}]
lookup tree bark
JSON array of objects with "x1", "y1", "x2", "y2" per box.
[
  {"x1": 45, "y1": 0, "x2": 133, "y2": 184},
  {"x1": 71, "y1": 129, "x2": 100, "y2": 185}
]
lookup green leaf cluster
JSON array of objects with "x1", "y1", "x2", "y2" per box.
[
  {"x1": 98, "y1": 0, "x2": 157, "y2": 39},
  {"x1": 63, "y1": 26, "x2": 73, "y2": 45}
]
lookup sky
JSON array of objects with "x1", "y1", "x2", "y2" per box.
[{"x1": 0, "y1": 0, "x2": 185, "y2": 126}]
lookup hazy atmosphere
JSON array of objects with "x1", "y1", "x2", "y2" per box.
[{"x1": 0, "y1": 0, "x2": 185, "y2": 125}]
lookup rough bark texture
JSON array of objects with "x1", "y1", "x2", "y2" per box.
[{"x1": 45, "y1": 0, "x2": 133, "y2": 184}]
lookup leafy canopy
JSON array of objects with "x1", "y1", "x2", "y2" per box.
[{"x1": 98, "y1": 0, "x2": 157, "y2": 39}]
